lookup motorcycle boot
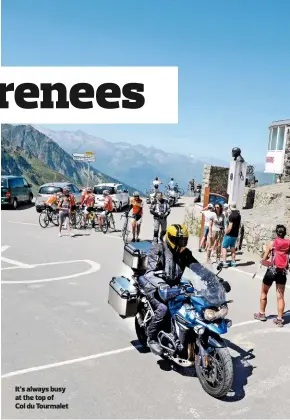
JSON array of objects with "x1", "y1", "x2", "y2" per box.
[{"x1": 147, "y1": 338, "x2": 163, "y2": 356}]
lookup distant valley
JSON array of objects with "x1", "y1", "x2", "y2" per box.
[{"x1": 35, "y1": 125, "x2": 274, "y2": 192}]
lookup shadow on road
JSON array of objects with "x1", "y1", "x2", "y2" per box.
[
  {"x1": 222, "y1": 339, "x2": 256, "y2": 402},
  {"x1": 132, "y1": 337, "x2": 256, "y2": 400},
  {"x1": 236, "y1": 261, "x2": 255, "y2": 267},
  {"x1": 1, "y1": 202, "x2": 35, "y2": 211}
]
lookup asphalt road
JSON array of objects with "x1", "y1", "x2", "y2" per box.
[{"x1": 1, "y1": 199, "x2": 290, "y2": 419}]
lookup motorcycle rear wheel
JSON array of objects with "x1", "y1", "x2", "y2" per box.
[{"x1": 195, "y1": 347, "x2": 233, "y2": 399}]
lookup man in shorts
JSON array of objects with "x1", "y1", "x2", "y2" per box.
[
  {"x1": 221, "y1": 202, "x2": 241, "y2": 267},
  {"x1": 98, "y1": 190, "x2": 113, "y2": 229},
  {"x1": 81, "y1": 187, "x2": 96, "y2": 225},
  {"x1": 128, "y1": 191, "x2": 143, "y2": 242}
]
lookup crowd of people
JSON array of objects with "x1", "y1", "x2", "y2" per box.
[
  {"x1": 199, "y1": 201, "x2": 242, "y2": 267},
  {"x1": 43, "y1": 180, "x2": 289, "y2": 329}
]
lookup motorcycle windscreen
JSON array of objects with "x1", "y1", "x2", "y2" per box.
[{"x1": 182, "y1": 263, "x2": 226, "y2": 306}]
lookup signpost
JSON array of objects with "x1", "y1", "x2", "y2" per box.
[{"x1": 72, "y1": 152, "x2": 96, "y2": 186}]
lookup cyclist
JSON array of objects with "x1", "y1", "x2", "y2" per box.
[
  {"x1": 128, "y1": 191, "x2": 143, "y2": 242},
  {"x1": 188, "y1": 178, "x2": 195, "y2": 196},
  {"x1": 168, "y1": 178, "x2": 176, "y2": 190},
  {"x1": 81, "y1": 187, "x2": 96, "y2": 224},
  {"x1": 98, "y1": 190, "x2": 114, "y2": 229}
]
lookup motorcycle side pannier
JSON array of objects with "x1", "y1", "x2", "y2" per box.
[
  {"x1": 108, "y1": 276, "x2": 138, "y2": 317},
  {"x1": 123, "y1": 240, "x2": 152, "y2": 271}
]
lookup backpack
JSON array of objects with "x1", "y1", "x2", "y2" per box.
[{"x1": 268, "y1": 238, "x2": 290, "y2": 273}]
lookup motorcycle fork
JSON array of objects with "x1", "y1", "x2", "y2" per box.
[{"x1": 196, "y1": 338, "x2": 210, "y2": 368}]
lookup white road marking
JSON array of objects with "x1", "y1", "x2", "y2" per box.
[
  {"x1": 8, "y1": 221, "x2": 39, "y2": 226},
  {"x1": 1, "y1": 245, "x2": 10, "y2": 252},
  {"x1": 2, "y1": 316, "x2": 288, "y2": 379},
  {"x1": 1, "y1": 245, "x2": 32, "y2": 268},
  {"x1": 1, "y1": 259, "x2": 100, "y2": 284},
  {"x1": 230, "y1": 266, "x2": 290, "y2": 289},
  {"x1": 1, "y1": 345, "x2": 142, "y2": 378}
]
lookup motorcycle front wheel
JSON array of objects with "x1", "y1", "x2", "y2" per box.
[{"x1": 195, "y1": 347, "x2": 233, "y2": 399}]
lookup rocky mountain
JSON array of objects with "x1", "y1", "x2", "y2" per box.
[
  {"x1": 35, "y1": 126, "x2": 274, "y2": 192},
  {"x1": 1, "y1": 124, "x2": 137, "y2": 194}
]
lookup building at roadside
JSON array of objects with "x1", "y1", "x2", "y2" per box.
[{"x1": 265, "y1": 119, "x2": 290, "y2": 181}]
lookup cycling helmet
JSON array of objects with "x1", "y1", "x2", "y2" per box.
[
  {"x1": 133, "y1": 191, "x2": 140, "y2": 197},
  {"x1": 171, "y1": 178, "x2": 174, "y2": 181},
  {"x1": 63, "y1": 187, "x2": 70, "y2": 196},
  {"x1": 166, "y1": 224, "x2": 189, "y2": 252},
  {"x1": 155, "y1": 177, "x2": 158, "y2": 180},
  {"x1": 103, "y1": 190, "x2": 109, "y2": 196}
]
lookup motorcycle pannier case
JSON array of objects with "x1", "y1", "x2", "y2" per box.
[
  {"x1": 108, "y1": 276, "x2": 137, "y2": 317},
  {"x1": 123, "y1": 240, "x2": 152, "y2": 271}
]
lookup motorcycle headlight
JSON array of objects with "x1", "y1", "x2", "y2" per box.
[
  {"x1": 204, "y1": 309, "x2": 217, "y2": 321},
  {"x1": 204, "y1": 306, "x2": 228, "y2": 321}
]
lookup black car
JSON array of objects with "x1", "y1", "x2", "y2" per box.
[{"x1": 1, "y1": 176, "x2": 33, "y2": 209}]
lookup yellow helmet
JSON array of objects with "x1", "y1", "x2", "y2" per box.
[{"x1": 166, "y1": 224, "x2": 189, "y2": 252}]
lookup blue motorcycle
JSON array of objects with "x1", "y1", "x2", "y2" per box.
[{"x1": 134, "y1": 263, "x2": 234, "y2": 399}]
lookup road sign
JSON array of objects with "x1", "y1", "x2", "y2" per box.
[{"x1": 72, "y1": 153, "x2": 95, "y2": 162}]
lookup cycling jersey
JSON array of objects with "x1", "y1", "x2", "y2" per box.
[
  {"x1": 45, "y1": 195, "x2": 58, "y2": 206},
  {"x1": 130, "y1": 197, "x2": 143, "y2": 215},
  {"x1": 81, "y1": 192, "x2": 95, "y2": 207},
  {"x1": 104, "y1": 196, "x2": 113, "y2": 212}
]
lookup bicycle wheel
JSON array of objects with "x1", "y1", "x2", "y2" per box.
[
  {"x1": 78, "y1": 213, "x2": 87, "y2": 229},
  {"x1": 122, "y1": 220, "x2": 129, "y2": 243},
  {"x1": 109, "y1": 214, "x2": 116, "y2": 231},
  {"x1": 51, "y1": 211, "x2": 59, "y2": 226},
  {"x1": 39, "y1": 211, "x2": 49, "y2": 228},
  {"x1": 101, "y1": 217, "x2": 108, "y2": 234}
]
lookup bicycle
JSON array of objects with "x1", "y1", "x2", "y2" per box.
[
  {"x1": 39, "y1": 204, "x2": 59, "y2": 228},
  {"x1": 121, "y1": 212, "x2": 134, "y2": 243},
  {"x1": 101, "y1": 211, "x2": 116, "y2": 234},
  {"x1": 77, "y1": 207, "x2": 97, "y2": 230}
]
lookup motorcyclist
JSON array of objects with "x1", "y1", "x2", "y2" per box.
[
  {"x1": 140, "y1": 224, "x2": 230, "y2": 355},
  {"x1": 152, "y1": 177, "x2": 162, "y2": 193},
  {"x1": 150, "y1": 192, "x2": 170, "y2": 243},
  {"x1": 168, "y1": 178, "x2": 176, "y2": 190},
  {"x1": 140, "y1": 224, "x2": 198, "y2": 355}
]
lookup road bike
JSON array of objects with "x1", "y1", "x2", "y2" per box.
[
  {"x1": 121, "y1": 212, "x2": 134, "y2": 243},
  {"x1": 100, "y1": 211, "x2": 116, "y2": 234},
  {"x1": 39, "y1": 205, "x2": 59, "y2": 228}
]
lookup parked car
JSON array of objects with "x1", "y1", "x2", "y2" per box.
[
  {"x1": 93, "y1": 183, "x2": 129, "y2": 211},
  {"x1": 35, "y1": 182, "x2": 83, "y2": 213},
  {"x1": 1, "y1": 175, "x2": 33, "y2": 209}
]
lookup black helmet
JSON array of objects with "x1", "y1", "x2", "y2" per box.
[
  {"x1": 155, "y1": 177, "x2": 158, "y2": 180},
  {"x1": 171, "y1": 177, "x2": 174, "y2": 181}
]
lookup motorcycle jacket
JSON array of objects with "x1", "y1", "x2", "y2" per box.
[
  {"x1": 144, "y1": 241, "x2": 199, "y2": 289},
  {"x1": 150, "y1": 199, "x2": 170, "y2": 219}
]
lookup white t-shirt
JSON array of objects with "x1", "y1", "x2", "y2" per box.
[
  {"x1": 202, "y1": 210, "x2": 215, "y2": 227},
  {"x1": 153, "y1": 180, "x2": 161, "y2": 186},
  {"x1": 211, "y1": 213, "x2": 225, "y2": 232}
]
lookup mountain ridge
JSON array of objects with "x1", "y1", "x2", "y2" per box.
[
  {"x1": 1, "y1": 124, "x2": 139, "y2": 194},
  {"x1": 34, "y1": 125, "x2": 274, "y2": 191}
]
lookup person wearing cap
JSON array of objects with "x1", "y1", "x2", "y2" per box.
[
  {"x1": 81, "y1": 187, "x2": 95, "y2": 224},
  {"x1": 221, "y1": 202, "x2": 241, "y2": 267},
  {"x1": 199, "y1": 203, "x2": 215, "y2": 252}
]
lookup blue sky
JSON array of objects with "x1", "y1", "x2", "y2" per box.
[{"x1": 2, "y1": 0, "x2": 290, "y2": 165}]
